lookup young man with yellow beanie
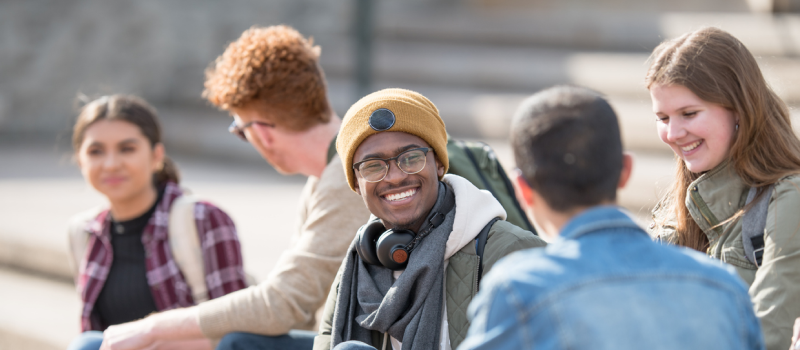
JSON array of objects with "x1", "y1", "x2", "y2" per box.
[{"x1": 313, "y1": 88, "x2": 546, "y2": 350}]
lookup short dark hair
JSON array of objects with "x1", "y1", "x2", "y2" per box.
[{"x1": 511, "y1": 86, "x2": 622, "y2": 212}]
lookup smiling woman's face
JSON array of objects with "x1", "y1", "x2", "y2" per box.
[
  {"x1": 77, "y1": 119, "x2": 163, "y2": 203},
  {"x1": 651, "y1": 83, "x2": 738, "y2": 173},
  {"x1": 353, "y1": 132, "x2": 444, "y2": 231}
]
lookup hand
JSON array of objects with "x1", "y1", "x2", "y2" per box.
[
  {"x1": 100, "y1": 318, "x2": 156, "y2": 350},
  {"x1": 791, "y1": 317, "x2": 800, "y2": 350},
  {"x1": 100, "y1": 308, "x2": 206, "y2": 350}
]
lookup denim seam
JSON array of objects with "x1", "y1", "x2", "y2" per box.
[
  {"x1": 517, "y1": 273, "x2": 747, "y2": 323},
  {"x1": 563, "y1": 219, "x2": 644, "y2": 240}
]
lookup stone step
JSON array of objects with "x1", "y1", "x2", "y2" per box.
[
  {"x1": 372, "y1": 8, "x2": 800, "y2": 56},
  {"x1": 0, "y1": 267, "x2": 79, "y2": 350},
  {"x1": 321, "y1": 39, "x2": 800, "y2": 104}
]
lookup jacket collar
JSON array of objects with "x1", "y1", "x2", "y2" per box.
[
  {"x1": 87, "y1": 182, "x2": 184, "y2": 243},
  {"x1": 684, "y1": 161, "x2": 748, "y2": 240},
  {"x1": 559, "y1": 205, "x2": 643, "y2": 241},
  {"x1": 441, "y1": 174, "x2": 506, "y2": 260}
]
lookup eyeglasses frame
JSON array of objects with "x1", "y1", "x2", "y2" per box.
[
  {"x1": 228, "y1": 120, "x2": 276, "y2": 141},
  {"x1": 352, "y1": 147, "x2": 433, "y2": 183}
]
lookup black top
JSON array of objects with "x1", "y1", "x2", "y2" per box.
[{"x1": 94, "y1": 189, "x2": 163, "y2": 329}]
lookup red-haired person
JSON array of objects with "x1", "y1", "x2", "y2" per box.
[
  {"x1": 67, "y1": 95, "x2": 247, "y2": 350},
  {"x1": 100, "y1": 26, "x2": 369, "y2": 350}
]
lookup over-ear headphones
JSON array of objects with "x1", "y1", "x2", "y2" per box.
[
  {"x1": 355, "y1": 218, "x2": 416, "y2": 270},
  {"x1": 356, "y1": 182, "x2": 455, "y2": 270}
]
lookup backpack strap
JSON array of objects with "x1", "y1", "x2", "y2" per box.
[
  {"x1": 456, "y1": 140, "x2": 497, "y2": 195},
  {"x1": 454, "y1": 140, "x2": 536, "y2": 233},
  {"x1": 742, "y1": 185, "x2": 773, "y2": 267},
  {"x1": 476, "y1": 217, "x2": 500, "y2": 291},
  {"x1": 67, "y1": 206, "x2": 105, "y2": 277},
  {"x1": 167, "y1": 194, "x2": 209, "y2": 303}
]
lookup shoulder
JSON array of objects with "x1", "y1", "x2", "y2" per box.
[
  {"x1": 187, "y1": 199, "x2": 237, "y2": 237},
  {"x1": 763, "y1": 174, "x2": 800, "y2": 249},
  {"x1": 771, "y1": 174, "x2": 800, "y2": 201},
  {"x1": 482, "y1": 220, "x2": 547, "y2": 274},
  {"x1": 317, "y1": 155, "x2": 354, "y2": 191},
  {"x1": 487, "y1": 220, "x2": 547, "y2": 251},
  {"x1": 313, "y1": 155, "x2": 369, "y2": 213},
  {"x1": 767, "y1": 175, "x2": 800, "y2": 230}
]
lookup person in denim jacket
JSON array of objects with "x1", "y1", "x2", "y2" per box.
[{"x1": 459, "y1": 85, "x2": 764, "y2": 350}]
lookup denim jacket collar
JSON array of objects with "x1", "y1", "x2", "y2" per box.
[{"x1": 559, "y1": 205, "x2": 644, "y2": 241}]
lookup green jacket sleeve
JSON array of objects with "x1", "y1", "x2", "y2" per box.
[
  {"x1": 751, "y1": 178, "x2": 800, "y2": 350},
  {"x1": 483, "y1": 220, "x2": 547, "y2": 274}
]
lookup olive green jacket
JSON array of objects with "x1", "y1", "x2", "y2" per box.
[
  {"x1": 650, "y1": 162, "x2": 800, "y2": 350},
  {"x1": 313, "y1": 175, "x2": 546, "y2": 350}
]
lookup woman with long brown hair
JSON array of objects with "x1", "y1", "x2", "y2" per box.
[
  {"x1": 66, "y1": 95, "x2": 247, "y2": 350},
  {"x1": 647, "y1": 27, "x2": 800, "y2": 350}
]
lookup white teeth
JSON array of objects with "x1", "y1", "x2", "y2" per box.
[
  {"x1": 385, "y1": 189, "x2": 416, "y2": 201},
  {"x1": 681, "y1": 140, "x2": 702, "y2": 152}
]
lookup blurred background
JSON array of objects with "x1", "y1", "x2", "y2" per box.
[{"x1": 2, "y1": 0, "x2": 800, "y2": 348}]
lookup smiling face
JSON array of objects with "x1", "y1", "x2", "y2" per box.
[
  {"x1": 651, "y1": 84, "x2": 738, "y2": 173},
  {"x1": 353, "y1": 132, "x2": 445, "y2": 231},
  {"x1": 77, "y1": 119, "x2": 163, "y2": 203}
]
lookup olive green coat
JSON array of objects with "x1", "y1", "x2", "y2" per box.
[
  {"x1": 313, "y1": 220, "x2": 545, "y2": 350},
  {"x1": 650, "y1": 162, "x2": 800, "y2": 350}
]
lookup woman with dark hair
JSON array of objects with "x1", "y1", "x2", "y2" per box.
[
  {"x1": 647, "y1": 27, "x2": 800, "y2": 350},
  {"x1": 66, "y1": 95, "x2": 247, "y2": 350}
]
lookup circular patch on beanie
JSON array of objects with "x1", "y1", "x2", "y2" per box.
[{"x1": 368, "y1": 108, "x2": 396, "y2": 131}]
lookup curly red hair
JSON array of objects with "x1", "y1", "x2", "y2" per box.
[{"x1": 203, "y1": 25, "x2": 331, "y2": 131}]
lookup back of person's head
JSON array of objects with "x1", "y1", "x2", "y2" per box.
[
  {"x1": 203, "y1": 25, "x2": 331, "y2": 131},
  {"x1": 73, "y1": 94, "x2": 180, "y2": 185},
  {"x1": 646, "y1": 27, "x2": 800, "y2": 251},
  {"x1": 511, "y1": 85, "x2": 622, "y2": 212}
]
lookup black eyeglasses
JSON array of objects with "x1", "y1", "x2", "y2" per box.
[
  {"x1": 228, "y1": 120, "x2": 276, "y2": 141},
  {"x1": 352, "y1": 148, "x2": 432, "y2": 183}
]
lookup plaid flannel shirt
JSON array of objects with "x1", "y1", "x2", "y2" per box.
[{"x1": 77, "y1": 182, "x2": 247, "y2": 331}]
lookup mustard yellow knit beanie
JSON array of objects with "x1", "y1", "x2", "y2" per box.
[{"x1": 337, "y1": 88, "x2": 448, "y2": 192}]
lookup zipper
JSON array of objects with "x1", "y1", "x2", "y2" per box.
[
  {"x1": 690, "y1": 191, "x2": 723, "y2": 256},
  {"x1": 473, "y1": 256, "x2": 480, "y2": 296}
]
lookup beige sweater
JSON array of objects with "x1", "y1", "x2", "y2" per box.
[{"x1": 197, "y1": 155, "x2": 370, "y2": 337}]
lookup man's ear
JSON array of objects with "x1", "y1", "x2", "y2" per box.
[
  {"x1": 353, "y1": 174, "x2": 362, "y2": 196},
  {"x1": 513, "y1": 170, "x2": 535, "y2": 210},
  {"x1": 436, "y1": 158, "x2": 445, "y2": 177},
  {"x1": 618, "y1": 152, "x2": 634, "y2": 189}
]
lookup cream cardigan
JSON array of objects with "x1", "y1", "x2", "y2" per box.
[{"x1": 196, "y1": 155, "x2": 371, "y2": 338}]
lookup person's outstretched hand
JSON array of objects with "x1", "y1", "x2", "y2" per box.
[
  {"x1": 791, "y1": 317, "x2": 800, "y2": 350},
  {"x1": 100, "y1": 317, "x2": 156, "y2": 350},
  {"x1": 99, "y1": 308, "x2": 209, "y2": 350}
]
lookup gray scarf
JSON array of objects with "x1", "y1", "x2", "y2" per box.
[{"x1": 331, "y1": 182, "x2": 456, "y2": 350}]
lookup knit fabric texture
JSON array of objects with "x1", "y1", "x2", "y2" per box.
[{"x1": 337, "y1": 88, "x2": 449, "y2": 191}]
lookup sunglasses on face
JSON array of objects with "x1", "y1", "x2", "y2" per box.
[
  {"x1": 353, "y1": 147, "x2": 432, "y2": 183},
  {"x1": 228, "y1": 120, "x2": 276, "y2": 142}
]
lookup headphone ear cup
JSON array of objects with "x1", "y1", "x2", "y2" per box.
[
  {"x1": 376, "y1": 229, "x2": 415, "y2": 270},
  {"x1": 355, "y1": 219, "x2": 386, "y2": 266}
]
